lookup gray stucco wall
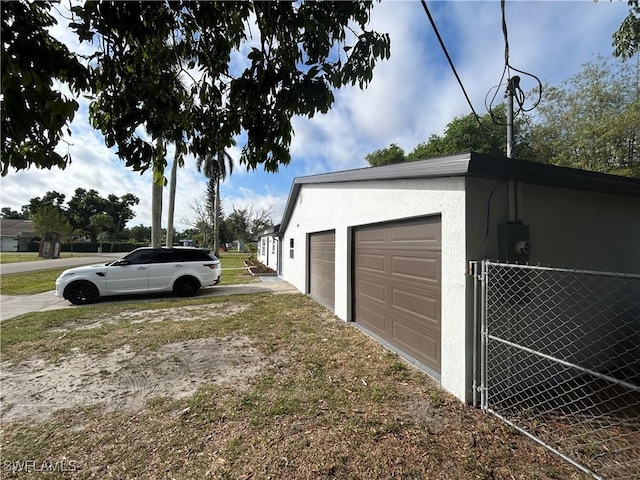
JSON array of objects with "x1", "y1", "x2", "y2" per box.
[
  {"x1": 465, "y1": 177, "x2": 640, "y2": 273},
  {"x1": 466, "y1": 177, "x2": 640, "y2": 403}
]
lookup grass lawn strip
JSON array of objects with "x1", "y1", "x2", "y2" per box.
[{"x1": 0, "y1": 294, "x2": 586, "y2": 479}]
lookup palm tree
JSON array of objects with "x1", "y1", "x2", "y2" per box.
[
  {"x1": 151, "y1": 140, "x2": 166, "y2": 248},
  {"x1": 197, "y1": 147, "x2": 234, "y2": 254},
  {"x1": 165, "y1": 140, "x2": 186, "y2": 247}
]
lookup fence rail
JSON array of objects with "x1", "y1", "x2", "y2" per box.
[{"x1": 472, "y1": 261, "x2": 640, "y2": 479}]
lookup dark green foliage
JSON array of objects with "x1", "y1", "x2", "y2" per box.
[
  {"x1": 528, "y1": 56, "x2": 640, "y2": 177},
  {"x1": 1, "y1": 1, "x2": 89, "y2": 176},
  {"x1": 365, "y1": 143, "x2": 406, "y2": 166},
  {"x1": 371, "y1": 106, "x2": 533, "y2": 166},
  {"x1": 71, "y1": 1, "x2": 391, "y2": 174},
  {"x1": 1, "y1": 208, "x2": 26, "y2": 219},
  {"x1": 13, "y1": 189, "x2": 140, "y2": 243},
  {"x1": 612, "y1": 1, "x2": 640, "y2": 60},
  {"x1": 66, "y1": 188, "x2": 139, "y2": 241},
  {"x1": 32, "y1": 205, "x2": 72, "y2": 241}
]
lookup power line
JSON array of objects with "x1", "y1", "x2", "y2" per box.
[
  {"x1": 487, "y1": 0, "x2": 543, "y2": 124},
  {"x1": 420, "y1": 0, "x2": 489, "y2": 137}
]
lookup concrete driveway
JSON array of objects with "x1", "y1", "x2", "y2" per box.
[{"x1": 0, "y1": 254, "x2": 297, "y2": 321}]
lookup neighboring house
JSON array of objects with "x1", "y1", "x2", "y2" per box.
[
  {"x1": 0, "y1": 219, "x2": 37, "y2": 252},
  {"x1": 230, "y1": 240, "x2": 245, "y2": 252},
  {"x1": 257, "y1": 224, "x2": 281, "y2": 273},
  {"x1": 276, "y1": 152, "x2": 640, "y2": 403},
  {"x1": 230, "y1": 239, "x2": 259, "y2": 252}
]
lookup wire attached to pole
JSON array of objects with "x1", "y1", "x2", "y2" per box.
[
  {"x1": 420, "y1": 0, "x2": 491, "y2": 140},
  {"x1": 487, "y1": 0, "x2": 543, "y2": 126}
]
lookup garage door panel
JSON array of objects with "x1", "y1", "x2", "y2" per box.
[
  {"x1": 392, "y1": 319, "x2": 440, "y2": 366},
  {"x1": 358, "y1": 279, "x2": 386, "y2": 304},
  {"x1": 390, "y1": 219, "x2": 441, "y2": 245},
  {"x1": 354, "y1": 216, "x2": 441, "y2": 373},
  {"x1": 357, "y1": 253, "x2": 386, "y2": 274},
  {"x1": 356, "y1": 228, "x2": 386, "y2": 245},
  {"x1": 391, "y1": 255, "x2": 439, "y2": 282},
  {"x1": 392, "y1": 288, "x2": 439, "y2": 324},
  {"x1": 358, "y1": 305, "x2": 386, "y2": 335}
]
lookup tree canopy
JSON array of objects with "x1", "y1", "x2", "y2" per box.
[
  {"x1": 226, "y1": 205, "x2": 274, "y2": 243},
  {"x1": 6, "y1": 188, "x2": 140, "y2": 242},
  {"x1": 613, "y1": 0, "x2": 640, "y2": 59},
  {"x1": 3, "y1": 0, "x2": 637, "y2": 179},
  {"x1": 1, "y1": 1, "x2": 89, "y2": 176},
  {"x1": 365, "y1": 57, "x2": 639, "y2": 178},
  {"x1": 366, "y1": 105, "x2": 533, "y2": 167},
  {"x1": 527, "y1": 56, "x2": 639, "y2": 177},
  {"x1": 32, "y1": 204, "x2": 72, "y2": 242},
  {"x1": 72, "y1": 1, "x2": 390, "y2": 175},
  {"x1": 365, "y1": 143, "x2": 406, "y2": 167}
]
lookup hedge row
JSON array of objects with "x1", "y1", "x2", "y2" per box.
[{"x1": 27, "y1": 242, "x2": 146, "y2": 253}]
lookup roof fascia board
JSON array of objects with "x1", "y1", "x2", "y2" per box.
[{"x1": 279, "y1": 152, "x2": 640, "y2": 233}]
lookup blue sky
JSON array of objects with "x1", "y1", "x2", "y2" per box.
[{"x1": 0, "y1": 1, "x2": 631, "y2": 231}]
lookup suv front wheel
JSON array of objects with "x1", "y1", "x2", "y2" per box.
[
  {"x1": 173, "y1": 276, "x2": 200, "y2": 297},
  {"x1": 65, "y1": 280, "x2": 99, "y2": 305}
]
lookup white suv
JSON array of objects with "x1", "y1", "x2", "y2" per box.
[{"x1": 55, "y1": 247, "x2": 222, "y2": 305}]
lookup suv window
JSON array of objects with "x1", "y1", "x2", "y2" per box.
[
  {"x1": 154, "y1": 250, "x2": 182, "y2": 263},
  {"x1": 123, "y1": 249, "x2": 155, "y2": 265},
  {"x1": 182, "y1": 249, "x2": 214, "y2": 261}
]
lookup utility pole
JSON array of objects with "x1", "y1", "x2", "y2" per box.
[
  {"x1": 505, "y1": 76, "x2": 521, "y2": 223},
  {"x1": 505, "y1": 75, "x2": 520, "y2": 159}
]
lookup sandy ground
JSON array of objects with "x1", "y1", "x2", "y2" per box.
[{"x1": 0, "y1": 302, "x2": 269, "y2": 423}]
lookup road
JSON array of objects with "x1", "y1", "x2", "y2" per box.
[{"x1": 0, "y1": 253, "x2": 122, "y2": 275}]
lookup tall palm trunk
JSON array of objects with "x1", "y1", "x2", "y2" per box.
[
  {"x1": 166, "y1": 147, "x2": 179, "y2": 247},
  {"x1": 151, "y1": 179, "x2": 163, "y2": 247},
  {"x1": 151, "y1": 140, "x2": 165, "y2": 248},
  {"x1": 214, "y1": 175, "x2": 220, "y2": 254}
]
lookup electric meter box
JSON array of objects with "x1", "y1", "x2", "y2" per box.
[{"x1": 498, "y1": 222, "x2": 530, "y2": 263}]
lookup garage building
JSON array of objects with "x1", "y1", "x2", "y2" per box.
[{"x1": 275, "y1": 152, "x2": 640, "y2": 402}]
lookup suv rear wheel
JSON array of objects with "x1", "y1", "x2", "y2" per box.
[{"x1": 173, "y1": 276, "x2": 200, "y2": 297}]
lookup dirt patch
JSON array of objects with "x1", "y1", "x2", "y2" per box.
[
  {"x1": 0, "y1": 336, "x2": 266, "y2": 423},
  {"x1": 54, "y1": 302, "x2": 251, "y2": 331}
]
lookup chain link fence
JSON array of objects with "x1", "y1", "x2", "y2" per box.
[{"x1": 472, "y1": 261, "x2": 640, "y2": 479}]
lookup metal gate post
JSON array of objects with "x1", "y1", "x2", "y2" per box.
[
  {"x1": 479, "y1": 260, "x2": 488, "y2": 410},
  {"x1": 470, "y1": 261, "x2": 480, "y2": 406}
]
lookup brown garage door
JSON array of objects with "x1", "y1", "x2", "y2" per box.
[
  {"x1": 309, "y1": 231, "x2": 335, "y2": 310},
  {"x1": 354, "y1": 216, "x2": 441, "y2": 372}
]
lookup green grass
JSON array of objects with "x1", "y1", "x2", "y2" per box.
[
  {"x1": 217, "y1": 252, "x2": 251, "y2": 269},
  {"x1": 0, "y1": 267, "x2": 68, "y2": 295},
  {"x1": 0, "y1": 252, "x2": 98, "y2": 264},
  {"x1": 217, "y1": 252, "x2": 257, "y2": 285},
  {"x1": 0, "y1": 252, "x2": 42, "y2": 263},
  {"x1": 0, "y1": 293, "x2": 586, "y2": 480}
]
